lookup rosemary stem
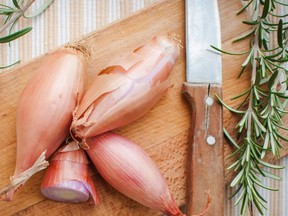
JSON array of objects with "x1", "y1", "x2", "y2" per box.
[
  {"x1": 247, "y1": 39, "x2": 259, "y2": 138},
  {"x1": 0, "y1": 0, "x2": 35, "y2": 35},
  {"x1": 245, "y1": 36, "x2": 260, "y2": 216}
]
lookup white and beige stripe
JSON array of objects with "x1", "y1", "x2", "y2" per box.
[{"x1": 0, "y1": 0, "x2": 159, "y2": 69}]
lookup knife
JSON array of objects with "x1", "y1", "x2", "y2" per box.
[{"x1": 183, "y1": 0, "x2": 224, "y2": 215}]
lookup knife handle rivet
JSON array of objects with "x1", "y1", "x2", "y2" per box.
[
  {"x1": 205, "y1": 96, "x2": 214, "y2": 106},
  {"x1": 206, "y1": 135, "x2": 216, "y2": 145}
]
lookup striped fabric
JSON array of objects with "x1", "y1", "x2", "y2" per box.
[
  {"x1": 0, "y1": 0, "x2": 159, "y2": 68},
  {"x1": 1, "y1": 1, "x2": 288, "y2": 215}
]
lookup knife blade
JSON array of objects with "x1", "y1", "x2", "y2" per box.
[{"x1": 183, "y1": 0, "x2": 224, "y2": 215}]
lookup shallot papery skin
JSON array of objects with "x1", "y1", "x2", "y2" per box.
[
  {"x1": 41, "y1": 143, "x2": 99, "y2": 205},
  {"x1": 86, "y1": 132, "x2": 185, "y2": 216},
  {"x1": 71, "y1": 35, "x2": 180, "y2": 148},
  {"x1": 0, "y1": 47, "x2": 86, "y2": 201}
]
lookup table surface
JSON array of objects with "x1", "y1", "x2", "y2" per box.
[{"x1": 0, "y1": 0, "x2": 288, "y2": 215}]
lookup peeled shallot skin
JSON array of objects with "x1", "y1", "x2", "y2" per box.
[
  {"x1": 0, "y1": 47, "x2": 86, "y2": 201},
  {"x1": 86, "y1": 132, "x2": 184, "y2": 216},
  {"x1": 71, "y1": 35, "x2": 180, "y2": 147}
]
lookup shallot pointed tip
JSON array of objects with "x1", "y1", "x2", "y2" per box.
[
  {"x1": 65, "y1": 42, "x2": 91, "y2": 58},
  {"x1": 170, "y1": 33, "x2": 183, "y2": 49}
]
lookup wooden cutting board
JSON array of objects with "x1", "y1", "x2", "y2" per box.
[{"x1": 0, "y1": 0, "x2": 287, "y2": 215}]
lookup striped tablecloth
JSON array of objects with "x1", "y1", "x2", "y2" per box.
[
  {"x1": 0, "y1": 0, "x2": 159, "y2": 67},
  {"x1": 1, "y1": 1, "x2": 287, "y2": 215}
]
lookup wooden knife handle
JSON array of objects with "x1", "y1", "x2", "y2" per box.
[{"x1": 182, "y1": 82, "x2": 224, "y2": 216}]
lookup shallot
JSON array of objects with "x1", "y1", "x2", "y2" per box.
[
  {"x1": 0, "y1": 47, "x2": 86, "y2": 201},
  {"x1": 86, "y1": 132, "x2": 185, "y2": 216},
  {"x1": 41, "y1": 142, "x2": 99, "y2": 204},
  {"x1": 71, "y1": 35, "x2": 180, "y2": 148}
]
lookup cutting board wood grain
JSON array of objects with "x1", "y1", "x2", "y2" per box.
[{"x1": 0, "y1": 0, "x2": 287, "y2": 215}]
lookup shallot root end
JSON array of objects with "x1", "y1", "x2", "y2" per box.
[{"x1": 0, "y1": 150, "x2": 49, "y2": 201}]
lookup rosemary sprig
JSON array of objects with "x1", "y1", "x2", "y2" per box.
[
  {"x1": 215, "y1": 0, "x2": 288, "y2": 215},
  {"x1": 0, "y1": 0, "x2": 54, "y2": 69}
]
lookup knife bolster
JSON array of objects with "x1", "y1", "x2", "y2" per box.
[{"x1": 182, "y1": 82, "x2": 224, "y2": 216}]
